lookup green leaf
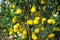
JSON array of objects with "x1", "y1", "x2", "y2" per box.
[{"x1": 17, "y1": 36, "x2": 22, "y2": 40}]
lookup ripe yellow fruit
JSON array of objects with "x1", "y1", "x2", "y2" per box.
[
  {"x1": 41, "y1": 0, "x2": 45, "y2": 4},
  {"x1": 17, "y1": 31, "x2": 20, "y2": 34},
  {"x1": 23, "y1": 30, "x2": 27, "y2": 35},
  {"x1": 12, "y1": 16, "x2": 17, "y2": 23},
  {"x1": 52, "y1": 20, "x2": 56, "y2": 24},
  {"x1": 41, "y1": 27, "x2": 45, "y2": 31},
  {"x1": 34, "y1": 20, "x2": 39, "y2": 25},
  {"x1": 47, "y1": 19, "x2": 56, "y2": 24},
  {"x1": 22, "y1": 35, "x2": 26, "y2": 39},
  {"x1": 27, "y1": 20, "x2": 33, "y2": 25},
  {"x1": 42, "y1": 18, "x2": 46, "y2": 22},
  {"x1": 3, "y1": 29, "x2": 6, "y2": 32},
  {"x1": 47, "y1": 19, "x2": 52, "y2": 24},
  {"x1": 31, "y1": 6, "x2": 36, "y2": 13},
  {"x1": 14, "y1": 29, "x2": 18, "y2": 33},
  {"x1": 48, "y1": 33, "x2": 55, "y2": 38},
  {"x1": 9, "y1": 31, "x2": 13, "y2": 35},
  {"x1": 35, "y1": 17, "x2": 40, "y2": 21},
  {"x1": 13, "y1": 23, "x2": 20, "y2": 29},
  {"x1": 32, "y1": 32, "x2": 38, "y2": 40},
  {"x1": 12, "y1": 5, "x2": 16, "y2": 8},
  {"x1": 34, "y1": 28, "x2": 40, "y2": 34},
  {"x1": 16, "y1": 9, "x2": 22, "y2": 14}
]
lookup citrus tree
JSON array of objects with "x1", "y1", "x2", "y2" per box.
[{"x1": 0, "y1": 0, "x2": 60, "y2": 40}]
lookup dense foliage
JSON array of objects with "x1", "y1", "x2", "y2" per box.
[{"x1": 0, "y1": 0, "x2": 60, "y2": 40}]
